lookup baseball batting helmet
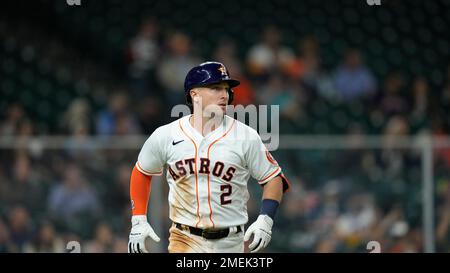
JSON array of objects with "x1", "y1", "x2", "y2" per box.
[{"x1": 184, "y1": 61, "x2": 240, "y2": 105}]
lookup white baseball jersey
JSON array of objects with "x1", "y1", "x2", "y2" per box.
[{"x1": 136, "y1": 114, "x2": 283, "y2": 229}]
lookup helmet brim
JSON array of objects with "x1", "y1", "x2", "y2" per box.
[
  {"x1": 191, "y1": 79, "x2": 240, "y2": 90},
  {"x1": 223, "y1": 79, "x2": 240, "y2": 88}
]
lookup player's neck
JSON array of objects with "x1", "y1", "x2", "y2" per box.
[{"x1": 190, "y1": 112, "x2": 224, "y2": 137}]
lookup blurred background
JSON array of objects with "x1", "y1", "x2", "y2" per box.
[{"x1": 0, "y1": 0, "x2": 450, "y2": 253}]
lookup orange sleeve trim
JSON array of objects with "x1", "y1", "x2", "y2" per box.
[
  {"x1": 258, "y1": 172, "x2": 292, "y2": 193},
  {"x1": 136, "y1": 161, "x2": 163, "y2": 176},
  {"x1": 259, "y1": 167, "x2": 281, "y2": 184},
  {"x1": 265, "y1": 150, "x2": 278, "y2": 165},
  {"x1": 130, "y1": 166, "x2": 152, "y2": 216}
]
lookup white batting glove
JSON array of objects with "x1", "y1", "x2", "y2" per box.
[
  {"x1": 244, "y1": 215, "x2": 273, "y2": 253},
  {"x1": 128, "y1": 215, "x2": 160, "y2": 253}
]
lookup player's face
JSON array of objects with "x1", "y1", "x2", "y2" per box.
[{"x1": 194, "y1": 82, "x2": 230, "y2": 114}]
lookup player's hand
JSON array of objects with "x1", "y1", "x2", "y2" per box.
[
  {"x1": 244, "y1": 215, "x2": 273, "y2": 253},
  {"x1": 128, "y1": 215, "x2": 160, "y2": 253}
]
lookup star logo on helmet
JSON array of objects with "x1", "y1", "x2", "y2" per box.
[{"x1": 218, "y1": 65, "x2": 227, "y2": 76}]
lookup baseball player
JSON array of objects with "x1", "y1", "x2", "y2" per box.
[{"x1": 128, "y1": 61, "x2": 290, "y2": 253}]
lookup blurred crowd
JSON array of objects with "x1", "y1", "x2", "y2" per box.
[{"x1": 1, "y1": 18, "x2": 450, "y2": 252}]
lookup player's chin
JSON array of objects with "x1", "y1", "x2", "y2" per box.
[
  {"x1": 205, "y1": 104, "x2": 227, "y2": 116},
  {"x1": 213, "y1": 103, "x2": 227, "y2": 113},
  {"x1": 218, "y1": 104, "x2": 227, "y2": 112}
]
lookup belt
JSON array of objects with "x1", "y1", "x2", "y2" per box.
[{"x1": 175, "y1": 223, "x2": 242, "y2": 240}]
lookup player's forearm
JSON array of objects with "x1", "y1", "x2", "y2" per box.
[
  {"x1": 262, "y1": 176, "x2": 283, "y2": 203},
  {"x1": 258, "y1": 176, "x2": 284, "y2": 220},
  {"x1": 130, "y1": 166, "x2": 152, "y2": 215}
]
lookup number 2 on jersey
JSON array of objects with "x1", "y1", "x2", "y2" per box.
[{"x1": 220, "y1": 184, "x2": 232, "y2": 205}]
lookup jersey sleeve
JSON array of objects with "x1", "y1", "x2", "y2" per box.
[
  {"x1": 245, "y1": 131, "x2": 291, "y2": 192},
  {"x1": 136, "y1": 127, "x2": 166, "y2": 176},
  {"x1": 245, "y1": 130, "x2": 282, "y2": 185}
]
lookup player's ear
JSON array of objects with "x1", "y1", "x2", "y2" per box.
[{"x1": 190, "y1": 89, "x2": 200, "y2": 103}]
